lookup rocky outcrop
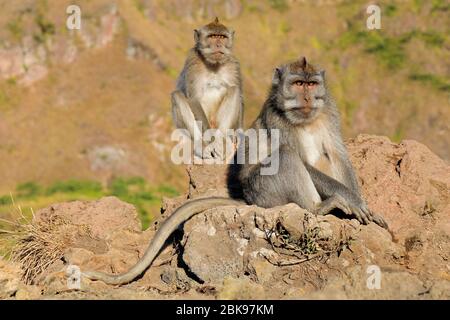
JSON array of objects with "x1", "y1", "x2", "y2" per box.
[
  {"x1": 0, "y1": 135, "x2": 448, "y2": 299},
  {"x1": 0, "y1": 5, "x2": 120, "y2": 86}
]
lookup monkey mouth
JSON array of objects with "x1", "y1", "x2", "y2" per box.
[{"x1": 292, "y1": 107, "x2": 316, "y2": 115}]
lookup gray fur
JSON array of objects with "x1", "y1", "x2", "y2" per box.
[
  {"x1": 172, "y1": 19, "x2": 244, "y2": 160},
  {"x1": 236, "y1": 57, "x2": 388, "y2": 228}
]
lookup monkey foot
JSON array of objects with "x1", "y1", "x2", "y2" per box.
[{"x1": 315, "y1": 195, "x2": 388, "y2": 229}]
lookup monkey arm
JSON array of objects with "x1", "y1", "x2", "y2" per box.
[
  {"x1": 172, "y1": 90, "x2": 212, "y2": 158},
  {"x1": 216, "y1": 86, "x2": 243, "y2": 131},
  {"x1": 335, "y1": 152, "x2": 362, "y2": 196},
  {"x1": 304, "y1": 163, "x2": 361, "y2": 204},
  {"x1": 172, "y1": 90, "x2": 210, "y2": 132},
  {"x1": 172, "y1": 90, "x2": 210, "y2": 158},
  {"x1": 305, "y1": 163, "x2": 388, "y2": 228},
  {"x1": 305, "y1": 163, "x2": 373, "y2": 225}
]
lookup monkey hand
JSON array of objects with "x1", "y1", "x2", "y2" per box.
[
  {"x1": 203, "y1": 140, "x2": 224, "y2": 160},
  {"x1": 315, "y1": 194, "x2": 388, "y2": 229},
  {"x1": 203, "y1": 136, "x2": 235, "y2": 161}
]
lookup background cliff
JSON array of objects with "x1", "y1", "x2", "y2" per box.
[{"x1": 0, "y1": 0, "x2": 449, "y2": 225}]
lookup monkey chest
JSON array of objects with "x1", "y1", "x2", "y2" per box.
[
  {"x1": 296, "y1": 129, "x2": 336, "y2": 178},
  {"x1": 197, "y1": 74, "x2": 229, "y2": 121}
]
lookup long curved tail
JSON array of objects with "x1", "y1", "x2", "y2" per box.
[{"x1": 83, "y1": 197, "x2": 244, "y2": 285}]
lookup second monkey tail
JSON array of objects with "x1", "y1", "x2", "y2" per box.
[{"x1": 83, "y1": 197, "x2": 245, "y2": 285}]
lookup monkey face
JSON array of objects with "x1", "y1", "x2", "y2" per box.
[
  {"x1": 194, "y1": 19, "x2": 234, "y2": 65},
  {"x1": 272, "y1": 58, "x2": 327, "y2": 125}
]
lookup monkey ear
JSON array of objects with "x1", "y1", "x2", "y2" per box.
[
  {"x1": 194, "y1": 29, "x2": 200, "y2": 43},
  {"x1": 272, "y1": 67, "x2": 283, "y2": 86}
]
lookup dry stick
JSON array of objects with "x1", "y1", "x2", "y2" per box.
[
  {"x1": 263, "y1": 223, "x2": 346, "y2": 267},
  {"x1": 263, "y1": 251, "x2": 323, "y2": 267},
  {"x1": 263, "y1": 228, "x2": 319, "y2": 266}
]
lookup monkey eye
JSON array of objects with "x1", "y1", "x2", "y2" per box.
[
  {"x1": 293, "y1": 80, "x2": 304, "y2": 86},
  {"x1": 307, "y1": 81, "x2": 318, "y2": 87}
]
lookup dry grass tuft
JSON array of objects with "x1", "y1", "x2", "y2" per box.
[
  {"x1": 265, "y1": 216, "x2": 354, "y2": 266},
  {"x1": 0, "y1": 195, "x2": 74, "y2": 284}
]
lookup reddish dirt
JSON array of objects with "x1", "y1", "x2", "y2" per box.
[{"x1": 1, "y1": 135, "x2": 448, "y2": 299}]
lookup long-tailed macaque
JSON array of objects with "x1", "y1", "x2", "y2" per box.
[
  {"x1": 171, "y1": 17, "x2": 243, "y2": 160},
  {"x1": 237, "y1": 57, "x2": 387, "y2": 227},
  {"x1": 83, "y1": 57, "x2": 387, "y2": 285}
]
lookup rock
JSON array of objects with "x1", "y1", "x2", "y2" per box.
[
  {"x1": 126, "y1": 38, "x2": 166, "y2": 70},
  {"x1": 5, "y1": 135, "x2": 449, "y2": 299},
  {"x1": 34, "y1": 196, "x2": 141, "y2": 239},
  {"x1": 347, "y1": 135, "x2": 450, "y2": 242},
  {"x1": 348, "y1": 135, "x2": 450, "y2": 280},
  {"x1": 304, "y1": 266, "x2": 450, "y2": 300},
  {"x1": 182, "y1": 216, "x2": 245, "y2": 283},
  {"x1": 217, "y1": 276, "x2": 266, "y2": 300},
  {"x1": 165, "y1": 0, "x2": 243, "y2": 22},
  {"x1": 187, "y1": 164, "x2": 232, "y2": 198},
  {"x1": 0, "y1": 258, "x2": 41, "y2": 300},
  {"x1": 0, "y1": 47, "x2": 25, "y2": 79},
  {"x1": 0, "y1": 258, "x2": 22, "y2": 299},
  {"x1": 15, "y1": 286, "x2": 42, "y2": 300},
  {"x1": 87, "y1": 146, "x2": 127, "y2": 172},
  {"x1": 18, "y1": 64, "x2": 48, "y2": 86},
  {"x1": 80, "y1": 5, "x2": 120, "y2": 49},
  {"x1": 180, "y1": 202, "x2": 374, "y2": 288},
  {"x1": 247, "y1": 259, "x2": 277, "y2": 284},
  {"x1": 0, "y1": 4, "x2": 120, "y2": 86}
]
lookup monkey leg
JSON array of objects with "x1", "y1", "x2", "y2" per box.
[
  {"x1": 201, "y1": 86, "x2": 242, "y2": 161},
  {"x1": 203, "y1": 134, "x2": 237, "y2": 162},
  {"x1": 315, "y1": 194, "x2": 352, "y2": 216},
  {"x1": 315, "y1": 194, "x2": 388, "y2": 228},
  {"x1": 216, "y1": 86, "x2": 242, "y2": 131},
  {"x1": 305, "y1": 163, "x2": 388, "y2": 228},
  {"x1": 171, "y1": 91, "x2": 212, "y2": 159},
  {"x1": 243, "y1": 146, "x2": 321, "y2": 211}
]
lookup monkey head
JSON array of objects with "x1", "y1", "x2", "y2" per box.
[
  {"x1": 194, "y1": 17, "x2": 235, "y2": 66},
  {"x1": 272, "y1": 57, "x2": 328, "y2": 125}
]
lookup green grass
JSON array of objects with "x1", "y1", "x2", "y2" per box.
[
  {"x1": 385, "y1": 3, "x2": 398, "y2": 17},
  {"x1": 7, "y1": 19, "x2": 24, "y2": 40},
  {"x1": 335, "y1": 27, "x2": 449, "y2": 93},
  {"x1": 391, "y1": 126, "x2": 405, "y2": 143},
  {"x1": 0, "y1": 178, "x2": 180, "y2": 230},
  {"x1": 164, "y1": 66, "x2": 179, "y2": 79},
  {"x1": 16, "y1": 182, "x2": 42, "y2": 198},
  {"x1": 342, "y1": 100, "x2": 358, "y2": 125},
  {"x1": 431, "y1": 0, "x2": 450, "y2": 12},
  {"x1": 46, "y1": 180, "x2": 103, "y2": 196},
  {"x1": 267, "y1": 0, "x2": 289, "y2": 12},
  {"x1": 336, "y1": 1, "x2": 448, "y2": 73},
  {"x1": 399, "y1": 30, "x2": 446, "y2": 47},
  {"x1": 337, "y1": 30, "x2": 406, "y2": 69},
  {"x1": 0, "y1": 80, "x2": 19, "y2": 111},
  {"x1": 278, "y1": 20, "x2": 292, "y2": 35},
  {"x1": 134, "y1": 0, "x2": 147, "y2": 16},
  {"x1": 408, "y1": 73, "x2": 450, "y2": 92},
  {"x1": 0, "y1": 90, "x2": 10, "y2": 110},
  {"x1": 33, "y1": 13, "x2": 56, "y2": 44}
]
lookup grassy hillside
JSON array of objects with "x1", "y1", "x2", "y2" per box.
[{"x1": 0, "y1": 0, "x2": 448, "y2": 225}]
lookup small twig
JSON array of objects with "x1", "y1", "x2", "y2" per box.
[{"x1": 263, "y1": 252, "x2": 323, "y2": 266}]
